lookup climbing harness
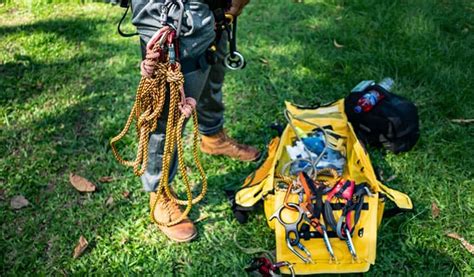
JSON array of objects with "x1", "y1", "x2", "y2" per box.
[{"x1": 110, "y1": 1, "x2": 207, "y2": 227}]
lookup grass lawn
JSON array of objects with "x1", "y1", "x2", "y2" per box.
[{"x1": 1, "y1": 0, "x2": 473, "y2": 275}]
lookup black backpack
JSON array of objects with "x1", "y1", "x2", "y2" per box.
[{"x1": 344, "y1": 83, "x2": 420, "y2": 154}]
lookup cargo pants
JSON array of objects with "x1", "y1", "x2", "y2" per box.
[{"x1": 131, "y1": 0, "x2": 226, "y2": 192}]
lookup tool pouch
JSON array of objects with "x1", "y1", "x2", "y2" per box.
[{"x1": 233, "y1": 99, "x2": 413, "y2": 274}]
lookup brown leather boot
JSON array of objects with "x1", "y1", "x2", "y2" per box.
[
  {"x1": 200, "y1": 129, "x2": 261, "y2": 162},
  {"x1": 149, "y1": 192, "x2": 197, "y2": 243}
]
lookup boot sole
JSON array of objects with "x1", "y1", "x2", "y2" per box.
[
  {"x1": 200, "y1": 149, "x2": 261, "y2": 162},
  {"x1": 159, "y1": 227, "x2": 198, "y2": 243}
]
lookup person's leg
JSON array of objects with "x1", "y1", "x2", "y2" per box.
[
  {"x1": 197, "y1": 33, "x2": 261, "y2": 161},
  {"x1": 140, "y1": 34, "x2": 210, "y2": 192},
  {"x1": 131, "y1": 0, "x2": 215, "y2": 242},
  {"x1": 138, "y1": 41, "x2": 211, "y2": 242},
  {"x1": 196, "y1": 33, "x2": 227, "y2": 135}
]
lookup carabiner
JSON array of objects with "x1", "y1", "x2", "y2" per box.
[
  {"x1": 345, "y1": 228, "x2": 357, "y2": 259},
  {"x1": 286, "y1": 238, "x2": 312, "y2": 264},
  {"x1": 322, "y1": 228, "x2": 336, "y2": 260},
  {"x1": 175, "y1": 0, "x2": 185, "y2": 38},
  {"x1": 270, "y1": 203, "x2": 312, "y2": 263},
  {"x1": 273, "y1": 261, "x2": 296, "y2": 277}
]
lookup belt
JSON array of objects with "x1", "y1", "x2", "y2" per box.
[{"x1": 203, "y1": 0, "x2": 230, "y2": 11}]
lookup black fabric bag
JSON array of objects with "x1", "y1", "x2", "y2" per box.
[{"x1": 344, "y1": 85, "x2": 420, "y2": 154}]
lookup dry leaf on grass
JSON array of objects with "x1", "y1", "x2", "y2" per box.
[
  {"x1": 73, "y1": 235, "x2": 89, "y2": 259},
  {"x1": 10, "y1": 195, "x2": 29, "y2": 210},
  {"x1": 122, "y1": 191, "x2": 130, "y2": 199},
  {"x1": 98, "y1": 176, "x2": 114, "y2": 183},
  {"x1": 69, "y1": 173, "x2": 96, "y2": 192},
  {"x1": 194, "y1": 214, "x2": 209, "y2": 223},
  {"x1": 0, "y1": 189, "x2": 5, "y2": 201},
  {"x1": 446, "y1": 232, "x2": 474, "y2": 255},
  {"x1": 451, "y1": 119, "x2": 474, "y2": 124},
  {"x1": 333, "y1": 39, "x2": 344, "y2": 48},
  {"x1": 259, "y1": 58, "x2": 269, "y2": 65},
  {"x1": 431, "y1": 202, "x2": 440, "y2": 218},
  {"x1": 105, "y1": 196, "x2": 114, "y2": 206},
  {"x1": 386, "y1": 175, "x2": 397, "y2": 182}
]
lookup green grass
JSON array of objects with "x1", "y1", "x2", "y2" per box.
[{"x1": 1, "y1": 0, "x2": 473, "y2": 275}]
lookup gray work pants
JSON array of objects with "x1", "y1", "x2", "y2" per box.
[{"x1": 131, "y1": 0, "x2": 226, "y2": 192}]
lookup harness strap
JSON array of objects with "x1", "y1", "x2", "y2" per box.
[{"x1": 323, "y1": 179, "x2": 355, "y2": 233}]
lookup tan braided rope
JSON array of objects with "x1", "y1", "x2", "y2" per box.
[{"x1": 110, "y1": 29, "x2": 207, "y2": 226}]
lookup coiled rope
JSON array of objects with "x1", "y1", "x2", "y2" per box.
[{"x1": 110, "y1": 27, "x2": 207, "y2": 226}]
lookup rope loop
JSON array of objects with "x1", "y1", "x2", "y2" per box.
[{"x1": 110, "y1": 27, "x2": 207, "y2": 227}]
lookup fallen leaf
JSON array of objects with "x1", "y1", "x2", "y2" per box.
[
  {"x1": 120, "y1": 237, "x2": 128, "y2": 245},
  {"x1": 122, "y1": 191, "x2": 130, "y2": 199},
  {"x1": 69, "y1": 173, "x2": 96, "y2": 192},
  {"x1": 98, "y1": 176, "x2": 114, "y2": 183},
  {"x1": 73, "y1": 235, "x2": 89, "y2": 259},
  {"x1": 447, "y1": 232, "x2": 474, "y2": 255},
  {"x1": 105, "y1": 196, "x2": 114, "y2": 206},
  {"x1": 0, "y1": 189, "x2": 5, "y2": 201},
  {"x1": 194, "y1": 214, "x2": 209, "y2": 223},
  {"x1": 431, "y1": 202, "x2": 440, "y2": 218},
  {"x1": 386, "y1": 175, "x2": 397, "y2": 182},
  {"x1": 333, "y1": 39, "x2": 344, "y2": 48},
  {"x1": 10, "y1": 195, "x2": 29, "y2": 210},
  {"x1": 259, "y1": 58, "x2": 269, "y2": 65},
  {"x1": 451, "y1": 118, "x2": 474, "y2": 124}
]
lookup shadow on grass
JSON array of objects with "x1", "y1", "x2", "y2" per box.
[
  {"x1": 0, "y1": 17, "x2": 110, "y2": 105},
  {"x1": 0, "y1": 17, "x2": 106, "y2": 42},
  {"x1": 1, "y1": 0, "x2": 472, "y2": 274}
]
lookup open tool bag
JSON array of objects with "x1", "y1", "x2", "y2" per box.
[{"x1": 233, "y1": 100, "x2": 413, "y2": 274}]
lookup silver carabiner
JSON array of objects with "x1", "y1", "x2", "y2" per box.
[
  {"x1": 174, "y1": 0, "x2": 185, "y2": 38},
  {"x1": 321, "y1": 228, "x2": 336, "y2": 260},
  {"x1": 345, "y1": 228, "x2": 357, "y2": 259},
  {"x1": 270, "y1": 203, "x2": 313, "y2": 263},
  {"x1": 224, "y1": 51, "x2": 245, "y2": 70},
  {"x1": 285, "y1": 238, "x2": 311, "y2": 264}
]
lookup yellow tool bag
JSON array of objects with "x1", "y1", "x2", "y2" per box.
[{"x1": 234, "y1": 99, "x2": 413, "y2": 274}]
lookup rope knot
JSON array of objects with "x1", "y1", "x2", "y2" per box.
[
  {"x1": 179, "y1": 97, "x2": 196, "y2": 118},
  {"x1": 166, "y1": 64, "x2": 183, "y2": 83},
  {"x1": 141, "y1": 51, "x2": 161, "y2": 78}
]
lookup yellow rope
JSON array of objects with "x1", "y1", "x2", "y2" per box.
[{"x1": 110, "y1": 29, "x2": 207, "y2": 226}]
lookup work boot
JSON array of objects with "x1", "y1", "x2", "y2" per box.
[
  {"x1": 200, "y1": 129, "x2": 261, "y2": 162},
  {"x1": 149, "y1": 192, "x2": 197, "y2": 243}
]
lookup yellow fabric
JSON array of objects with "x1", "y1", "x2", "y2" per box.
[
  {"x1": 236, "y1": 99, "x2": 413, "y2": 274},
  {"x1": 235, "y1": 137, "x2": 280, "y2": 208}
]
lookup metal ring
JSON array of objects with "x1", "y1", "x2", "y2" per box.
[
  {"x1": 270, "y1": 203, "x2": 304, "y2": 226},
  {"x1": 224, "y1": 51, "x2": 245, "y2": 70}
]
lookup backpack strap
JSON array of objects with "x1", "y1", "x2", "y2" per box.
[{"x1": 379, "y1": 183, "x2": 413, "y2": 210}]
